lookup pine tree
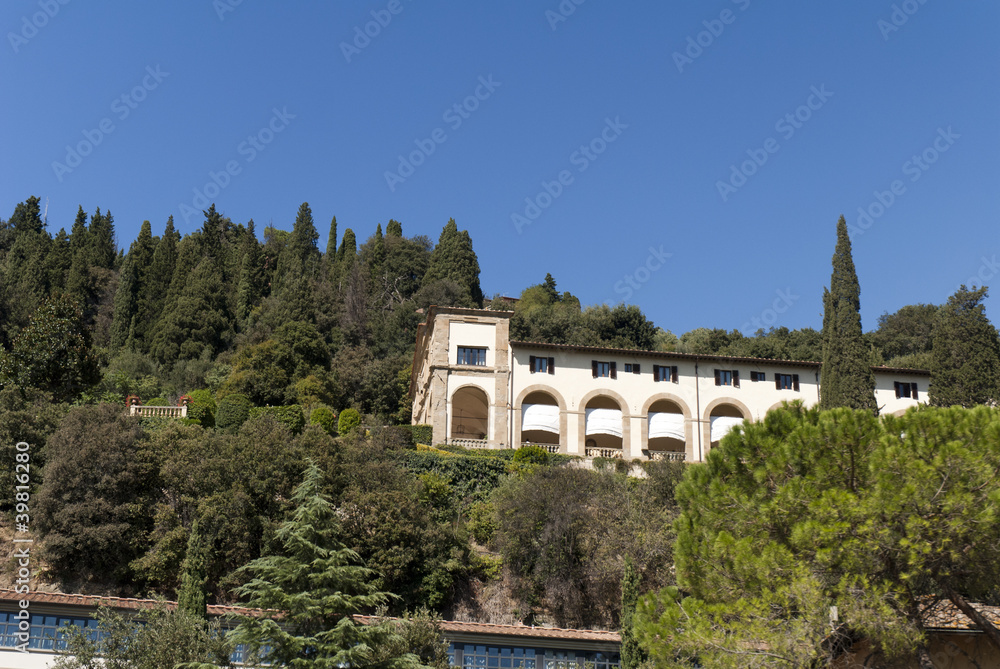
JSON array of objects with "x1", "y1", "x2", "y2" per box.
[
  {"x1": 930, "y1": 286, "x2": 1000, "y2": 407},
  {"x1": 620, "y1": 556, "x2": 643, "y2": 669},
  {"x1": 229, "y1": 462, "x2": 423, "y2": 668},
  {"x1": 287, "y1": 201, "x2": 320, "y2": 273},
  {"x1": 177, "y1": 519, "x2": 210, "y2": 620},
  {"x1": 200, "y1": 205, "x2": 224, "y2": 260},
  {"x1": 820, "y1": 216, "x2": 876, "y2": 412},
  {"x1": 1, "y1": 198, "x2": 52, "y2": 337},
  {"x1": 88, "y1": 207, "x2": 117, "y2": 270},
  {"x1": 338, "y1": 228, "x2": 357, "y2": 264}
]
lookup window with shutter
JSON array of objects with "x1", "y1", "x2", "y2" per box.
[
  {"x1": 714, "y1": 369, "x2": 721, "y2": 386},
  {"x1": 529, "y1": 355, "x2": 536, "y2": 373},
  {"x1": 548, "y1": 357, "x2": 555, "y2": 374},
  {"x1": 672, "y1": 366, "x2": 679, "y2": 383},
  {"x1": 911, "y1": 382, "x2": 917, "y2": 399},
  {"x1": 592, "y1": 360, "x2": 598, "y2": 378},
  {"x1": 653, "y1": 364, "x2": 660, "y2": 381},
  {"x1": 733, "y1": 370, "x2": 740, "y2": 388},
  {"x1": 775, "y1": 374, "x2": 781, "y2": 390},
  {"x1": 632, "y1": 363, "x2": 641, "y2": 374},
  {"x1": 610, "y1": 362, "x2": 617, "y2": 379},
  {"x1": 894, "y1": 382, "x2": 901, "y2": 399},
  {"x1": 793, "y1": 374, "x2": 800, "y2": 391}
]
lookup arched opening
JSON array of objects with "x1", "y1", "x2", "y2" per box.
[
  {"x1": 450, "y1": 386, "x2": 489, "y2": 442},
  {"x1": 585, "y1": 396, "x2": 623, "y2": 457},
  {"x1": 709, "y1": 403, "x2": 747, "y2": 448},
  {"x1": 520, "y1": 391, "x2": 560, "y2": 449},
  {"x1": 647, "y1": 399, "x2": 685, "y2": 460}
]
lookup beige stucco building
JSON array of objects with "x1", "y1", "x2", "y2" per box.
[{"x1": 410, "y1": 307, "x2": 929, "y2": 462}]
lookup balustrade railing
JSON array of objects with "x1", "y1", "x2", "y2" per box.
[
  {"x1": 585, "y1": 447, "x2": 622, "y2": 459},
  {"x1": 129, "y1": 405, "x2": 188, "y2": 419}
]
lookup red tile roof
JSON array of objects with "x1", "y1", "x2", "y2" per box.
[{"x1": 0, "y1": 590, "x2": 619, "y2": 642}]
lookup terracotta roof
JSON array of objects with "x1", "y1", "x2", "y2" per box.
[
  {"x1": 357, "y1": 615, "x2": 620, "y2": 642},
  {"x1": 923, "y1": 599, "x2": 1000, "y2": 631},
  {"x1": 0, "y1": 590, "x2": 619, "y2": 642},
  {"x1": 0, "y1": 589, "x2": 259, "y2": 618},
  {"x1": 511, "y1": 340, "x2": 824, "y2": 367}
]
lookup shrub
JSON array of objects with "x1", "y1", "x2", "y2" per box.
[
  {"x1": 408, "y1": 424, "x2": 433, "y2": 446},
  {"x1": 248, "y1": 405, "x2": 306, "y2": 435},
  {"x1": 216, "y1": 393, "x2": 252, "y2": 432},
  {"x1": 309, "y1": 406, "x2": 337, "y2": 435},
  {"x1": 185, "y1": 389, "x2": 216, "y2": 428},
  {"x1": 337, "y1": 408, "x2": 361, "y2": 436},
  {"x1": 511, "y1": 444, "x2": 550, "y2": 466}
]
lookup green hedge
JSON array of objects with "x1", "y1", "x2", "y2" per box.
[
  {"x1": 337, "y1": 408, "x2": 361, "y2": 436},
  {"x1": 309, "y1": 406, "x2": 337, "y2": 435},
  {"x1": 216, "y1": 393, "x2": 252, "y2": 431},
  {"x1": 186, "y1": 389, "x2": 216, "y2": 428},
  {"x1": 248, "y1": 405, "x2": 305, "y2": 434}
]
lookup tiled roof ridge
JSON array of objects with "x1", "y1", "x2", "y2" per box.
[{"x1": 0, "y1": 590, "x2": 619, "y2": 640}]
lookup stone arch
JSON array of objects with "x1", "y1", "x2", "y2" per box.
[
  {"x1": 578, "y1": 390, "x2": 629, "y2": 457},
  {"x1": 703, "y1": 397, "x2": 752, "y2": 453},
  {"x1": 641, "y1": 394, "x2": 693, "y2": 460},
  {"x1": 515, "y1": 385, "x2": 567, "y2": 450},
  {"x1": 449, "y1": 384, "x2": 491, "y2": 442}
]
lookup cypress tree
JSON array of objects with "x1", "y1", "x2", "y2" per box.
[
  {"x1": 236, "y1": 221, "x2": 265, "y2": 330},
  {"x1": 200, "y1": 204, "x2": 223, "y2": 260},
  {"x1": 820, "y1": 216, "x2": 876, "y2": 412},
  {"x1": 46, "y1": 228, "x2": 72, "y2": 290},
  {"x1": 110, "y1": 253, "x2": 139, "y2": 350},
  {"x1": 620, "y1": 556, "x2": 643, "y2": 669},
  {"x1": 288, "y1": 201, "x2": 320, "y2": 272},
  {"x1": 424, "y1": 219, "x2": 484, "y2": 306},
  {"x1": 88, "y1": 207, "x2": 117, "y2": 270},
  {"x1": 386, "y1": 219, "x2": 402, "y2": 237},
  {"x1": 930, "y1": 286, "x2": 1000, "y2": 407},
  {"x1": 65, "y1": 207, "x2": 93, "y2": 304},
  {"x1": 337, "y1": 228, "x2": 357, "y2": 264},
  {"x1": 177, "y1": 519, "x2": 210, "y2": 620},
  {"x1": 325, "y1": 216, "x2": 338, "y2": 258}
]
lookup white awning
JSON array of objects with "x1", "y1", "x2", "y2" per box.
[
  {"x1": 521, "y1": 404, "x2": 560, "y2": 434},
  {"x1": 648, "y1": 412, "x2": 685, "y2": 441},
  {"x1": 586, "y1": 408, "x2": 622, "y2": 438},
  {"x1": 710, "y1": 416, "x2": 745, "y2": 443}
]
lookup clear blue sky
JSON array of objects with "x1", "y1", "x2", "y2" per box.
[{"x1": 2, "y1": 1, "x2": 997, "y2": 336}]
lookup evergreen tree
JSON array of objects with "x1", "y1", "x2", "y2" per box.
[
  {"x1": 150, "y1": 257, "x2": 233, "y2": 365},
  {"x1": 386, "y1": 219, "x2": 403, "y2": 237},
  {"x1": 820, "y1": 216, "x2": 876, "y2": 412},
  {"x1": 46, "y1": 228, "x2": 72, "y2": 290},
  {"x1": 367, "y1": 223, "x2": 387, "y2": 282},
  {"x1": 542, "y1": 273, "x2": 559, "y2": 303},
  {"x1": 620, "y1": 556, "x2": 643, "y2": 669},
  {"x1": 199, "y1": 205, "x2": 224, "y2": 261},
  {"x1": 287, "y1": 201, "x2": 321, "y2": 273},
  {"x1": 137, "y1": 216, "x2": 180, "y2": 349},
  {"x1": 326, "y1": 215, "x2": 338, "y2": 258},
  {"x1": 0, "y1": 201, "x2": 52, "y2": 341},
  {"x1": 88, "y1": 207, "x2": 117, "y2": 270},
  {"x1": 236, "y1": 220, "x2": 265, "y2": 331},
  {"x1": 110, "y1": 253, "x2": 139, "y2": 350},
  {"x1": 177, "y1": 518, "x2": 210, "y2": 620},
  {"x1": 424, "y1": 219, "x2": 483, "y2": 306},
  {"x1": 65, "y1": 206, "x2": 93, "y2": 304},
  {"x1": 228, "y1": 462, "x2": 423, "y2": 668},
  {"x1": 930, "y1": 285, "x2": 1000, "y2": 407},
  {"x1": 338, "y1": 228, "x2": 357, "y2": 264}
]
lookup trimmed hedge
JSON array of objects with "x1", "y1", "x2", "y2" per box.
[
  {"x1": 248, "y1": 404, "x2": 305, "y2": 434},
  {"x1": 337, "y1": 408, "x2": 361, "y2": 436},
  {"x1": 186, "y1": 389, "x2": 216, "y2": 428},
  {"x1": 216, "y1": 393, "x2": 252, "y2": 431},
  {"x1": 309, "y1": 406, "x2": 337, "y2": 435}
]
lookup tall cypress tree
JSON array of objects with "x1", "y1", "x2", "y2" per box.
[
  {"x1": 88, "y1": 207, "x2": 117, "y2": 270},
  {"x1": 620, "y1": 556, "x2": 644, "y2": 669},
  {"x1": 424, "y1": 219, "x2": 484, "y2": 306},
  {"x1": 236, "y1": 220, "x2": 265, "y2": 331},
  {"x1": 65, "y1": 207, "x2": 93, "y2": 304},
  {"x1": 177, "y1": 518, "x2": 210, "y2": 620},
  {"x1": 46, "y1": 228, "x2": 72, "y2": 290},
  {"x1": 325, "y1": 216, "x2": 338, "y2": 258},
  {"x1": 930, "y1": 286, "x2": 1000, "y2": 407},
  {"x1": 386, "y1": 219, "x2": 402, "y2": 237},
  {"x1": 110, "y1": 253, "x2": 139, "y2": 350},
  {"x1": 820, "y1": 216, "x2": 876, "y2": 412}
]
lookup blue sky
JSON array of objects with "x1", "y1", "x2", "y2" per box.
[{"x1": 2, "y1": 1, "x2": 997, "y2": 336}]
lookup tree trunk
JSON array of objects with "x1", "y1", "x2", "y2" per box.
[{"x1": 942, "y1": 585, "x2": 1000, "y2": 654}]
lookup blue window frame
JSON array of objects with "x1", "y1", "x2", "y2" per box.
[{"x1": 458, "y1": 346, "x2": 487, "y2": 366}]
